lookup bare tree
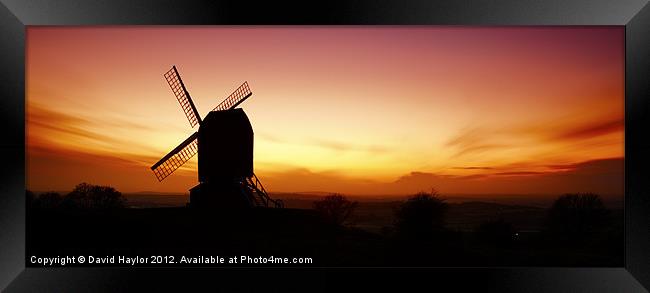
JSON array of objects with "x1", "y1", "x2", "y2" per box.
[
  {"x1": 63, "y1": 182, "x2": 126, "y2": 209},
  {"x1": 313, "y1": 194, "x2": 358, "y2": 226}
]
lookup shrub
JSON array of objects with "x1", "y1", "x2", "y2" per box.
[
  {"x1": 313, "y1": 194, "x2": 358, "y2": 226},
  {"x1": 394, "y1": 189, "x2": 448, "y2": 239},
  {"x1": 547, "y1": 193, "x2": 609, "y2": 236}
]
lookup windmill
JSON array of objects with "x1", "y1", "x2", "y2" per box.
[{"x1": 150, "y1": 65, "x2": 283, "y2": 209}]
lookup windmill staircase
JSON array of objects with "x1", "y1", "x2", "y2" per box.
[{"x1": 240, "y1": 173, "x2": 284, "y2": 208}]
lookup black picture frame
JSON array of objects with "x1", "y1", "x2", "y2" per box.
[{"x1": 1, "y1": 0, "x2": 649, "y2": 291}]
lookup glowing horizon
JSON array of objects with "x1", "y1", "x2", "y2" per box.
[{"x1": 26, "y1": 27, "x2": 624, "y2": 196}]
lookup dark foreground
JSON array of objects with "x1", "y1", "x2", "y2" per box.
[{"x1": 27, "y1": 206, "x2": 622, "y2": 267}]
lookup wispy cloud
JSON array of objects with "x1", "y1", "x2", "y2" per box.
[
  {"x1": 552, "y1": 118, "x2": 623, "y2": 141},
  {"x1": 445, "y1": 127, "x2": 507, "y2": 157},
  {"x1": 387, "y1": 157, "x2": 623, "y2": 196},
  {"x1": 258, "y1": 158, "x2": 623, "y2": 196},
  {"x1": 445, "y1": 114, "x2": 623, "y2": 159},
  {"x1": 27, "y1": 103, "x2": 165, "y2": 162},
  {"x1": 27, "y1": 143, "x2": 196, "y2": 193},
  {"x1": 28, "y1": 104, "x2": 117, "y2": 145},
  {"x1": 309, "y1": 138, "x2": 389, "y2": 154},
  {"x1": 257, "y1": 132, "x2": 289, "y2": 144},
  {"x1": 452, "y1": 166, "x2": 494, "y2": 170},
  {"x1": 493, "y1": 171, "x2": 544, "y2": 176},
  {"x1": 29, "y1": 103, "x2": 156, "y2": 133},
  {"x1": 258, "y1": 131, "x2": 390, "y2": 155}
]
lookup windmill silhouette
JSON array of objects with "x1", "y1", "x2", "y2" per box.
[{"x1": 151, "y1": 65, "x2": 283, "y2": 209}]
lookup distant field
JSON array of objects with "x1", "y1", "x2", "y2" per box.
[
  {"x1": 124, "y1": 193, "x2": 189, "y2": 208},
  {"x1": 124, "y1": 192, "x2": 623, "y2": 209},
  {"x1": 123, "y1": 192, "x2": 622, "y2": 234}
]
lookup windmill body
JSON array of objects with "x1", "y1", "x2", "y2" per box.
[
  {"x1": 198, "y1": 109, "x2": 253, "y2": 182},
  {"x1": 151, "y1": 65, "x2": 282, "y2": 209}
]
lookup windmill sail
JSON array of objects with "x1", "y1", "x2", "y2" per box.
[
  {"x1": 213, "y1": 81, "x2": 252, "y2": 111},
  {"x1": 151, "y1": 132, "x2": 199, "y2": 181},
  {"x1": 164, "y1": 66, "x2": 202, "y2": 128}
]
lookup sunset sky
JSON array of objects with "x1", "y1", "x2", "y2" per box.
[{"x1": 26, "y1": 26, "x2": 624, "y2": 197}]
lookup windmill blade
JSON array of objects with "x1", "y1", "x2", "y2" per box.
[
  {"x1": 164, "y1": 66, "x2": 202, "y2": 128},
  {"x1": 213, "y1": 81, "x2": 252, "y2": 111},
  {"x1": 150, "y1": 132, "x2": 199, "y2": 181}
]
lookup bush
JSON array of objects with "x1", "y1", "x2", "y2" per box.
[
  {"x1": 62, "y1": 182, "x2": 126, "y2": 209},
  {"x1": 547, "y1": 193, "x2": 609, "y2": 236},
  {"x1": 394, "y1": 190, "x2": 448, "y2": 239},
  {"x1": 313, "y1": 194, "x2": 358, "y2": 226}
]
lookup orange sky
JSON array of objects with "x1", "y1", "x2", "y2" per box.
[{"x1": 26, "y1": 26, "x2": 624, "y2": 197}]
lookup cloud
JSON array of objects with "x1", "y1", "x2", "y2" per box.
[
  {"x1": 29, "y1": 118, "x2": 115, "y2": 143},
  {"x1": 27, "y1": 143, "x2": 197, "y2": 193},
  {"x1": 255, "y1": 156, "x2": 623, "y2": 198},
  {"x1": 27, "y1": 103, "x2": 163, "y2": 155},
  {"x1": 26, "y1": 104, "x2": 198, "y2": 185},
  {"x1": 310, "y1": 138, "x2": 389, "y2": 154},
  {"x1": 389, "y1": 157, "x2": 623, "y2": 196},
  {"x1": 259, "y1": 167, "x2": 382, "y2": 195},
  {"x1": 454, "y1": 144, "x2": 505, "y2": 157},
  {"x1": 445, "y1": 114, "x2": 623, "y2": 159},
  {"x1": 445, "y1": 127, "x2": 507, "y2": 157},
  {"x1": 552, "y1": 118, "x2": 623, "y2": 141},
  {"x1": 545, "y1": 163, "x2": 580, "y2": 170},
  {"x1": 257, "y1": 132, "x2": 288, "y2": 144},
  {"x1": 445, "y1": 127, "x2": 484, "y2": 150},
  {"x1": 29, "y1": 103, "x2": 155, "y2": 133},
  {"x1": 28, "y1": 105, "x2": 118, "y2": 145},
  {"x1": 560, "y1": 157, "x2": 623, "y2": 175},
  {"x1": 456, "y1": 174, "x2": 490, "y2": 180},
  {"x1": 493, "y1": 171, "x2": 544, "y2": 176},
  {"x1": 257, "y1": 132, "x2": 389, "y2": 154},
  {"x1": 452, "y1": 166, "x2": 494, "y2": 170}
]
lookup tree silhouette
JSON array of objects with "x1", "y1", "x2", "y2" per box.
[
  {"x1": 313, "y1": 194, "x2": 358, "y2": 226},
  {"x1": 547, "y1": 193, "x2": 609, "y2": 236},
  {"x1": 62, "y1": 182, "x2": 126, "y2": 209},
  {"x1": 394, "y1": 189, "x2": 448, "y2": 239}
]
